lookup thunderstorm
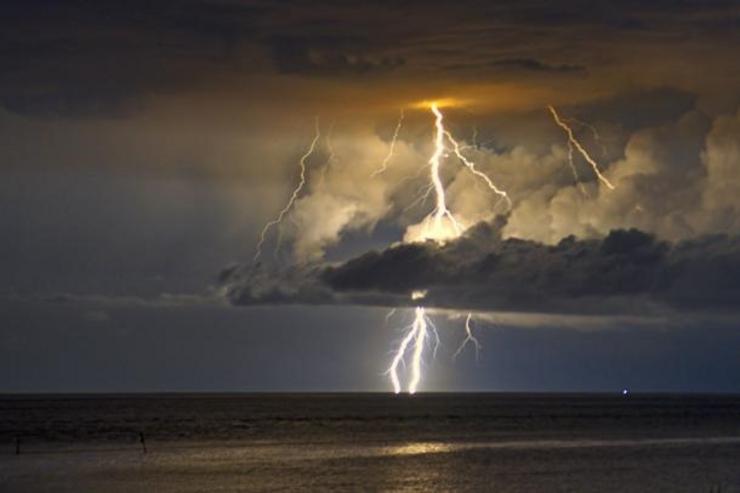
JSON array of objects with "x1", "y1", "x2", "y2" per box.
[
  {"x1": 385, "y1": 101, "x2": 508, "y2": 393},
  {"x1": 251, "y1": 100, "x2": 616, "y2": 394}
]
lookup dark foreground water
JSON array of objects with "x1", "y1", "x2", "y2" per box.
[{"x1": 1, "y1": 393, "x2": 739, "y2": 492}]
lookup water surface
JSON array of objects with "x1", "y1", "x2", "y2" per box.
[{"x1": 1, "y1": 393, "x2": 738, "y2": 491}]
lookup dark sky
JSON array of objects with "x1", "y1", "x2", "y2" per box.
[{"x1": 2, "y1": 0, "x2": 740, "y2": 392}]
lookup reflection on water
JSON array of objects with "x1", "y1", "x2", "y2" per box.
[
  {"x1": 3, "y1": 395, "x2": 739, "y2": 491},
  {"x1": 381, "y1": 436, "x2": 740, "y2": 458},
  {"x1": 377, "y1": 441, "x2": 460, "y2": 492},
  {"x1": 383, "y1": 441, "x2": 454, "y2": 456},
  {"x1": 3, "y1": 438, "x2": 740, "y2": 492}
]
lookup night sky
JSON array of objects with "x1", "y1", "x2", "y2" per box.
[{"x1": 2, "y1": 0, "x2": 740, "y2": 392}]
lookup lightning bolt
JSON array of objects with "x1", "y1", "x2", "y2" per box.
[
  {"x1": 318, "y1": 122, "x2": 337, "y2": 186},
  {"x1": 563, "y1": 116, "x2": 608, "y2": 158},
  {"x1": 443, "y1": 128, "x2": 511, "y2": 211},
  {"x1": 406, "y1": 102, "x2": 510, "y2": 243},
  {"x1": 430, "y1": 103, "x2": 464, "y2": 234},
  {"x1": 554, "y1": 114, "x2": 607, "y2": 197},
  {"x1": 389, "y1": 102, "x2": 508, "y2": 393},
  {"x1": 387, "y1": 315, "x2": 418, "y2": 394},
  {"x1": 402, "y1": 183, "x2": 435, "y2": 214},
  {"x1": 407, "y1": 103, "x2": 464, "y2": 242},
  {"x1": 547, "y1": 105, "x2": 615, "y2": 190},
  {"x1": 453, "y1": 312, "x2": 481, "y2": 363},
  {"x1": 371, "y1": 108, "x2": 405, "y2": 177},
  {"x1": 386, "y1": 104, "x2": 611, "y2": 394},
  {"x1": 386, "y1": 306, "x2": 435, "y2": 394},
  {"x1": 253, "y1": 117, "x2": 321, "y2": 263},
  {"x1": 407, "y1": 307, "x2": 429, "y2": 394},
  {"x1": 563, "y1": 135, "x2": 589, "y2": 197}
]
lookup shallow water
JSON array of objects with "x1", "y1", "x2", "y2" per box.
[{"x1": 1, "y1": 394, "x2": 739, "y2": 491}]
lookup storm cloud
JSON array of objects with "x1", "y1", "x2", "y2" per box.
[
  {"x1": 4, "y1": 0, "x2": 740, "y2": 393},
  {"x1": 217, "y1": 98, "x2": 740, "y2": 319},
  {"x1": 3, "y1": 0, "x2": 740, "y2": 116},
  {"x1": 223, "y1": 217, "x2": 740, "y2": 316}
]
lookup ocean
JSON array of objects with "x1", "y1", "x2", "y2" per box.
[{"x1": 1, "y1": 393, "x2": 739, "y2": 491}]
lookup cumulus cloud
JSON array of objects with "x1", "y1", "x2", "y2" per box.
[
  {"x1": 277, "y1": 132, "x2": 402, "y2": 263},
  {"x1": 261, "y1": 103, "x2": 740, "y2": 261},
  {"x1": 232, "y1": 102, "x2": 740, "y2": 315},
  {"x1": 502, "y1": 108, "x2": 740, "y2": 244},
  {"x1": 702, "y1": 108, "x2": 740, "y2": 228}
]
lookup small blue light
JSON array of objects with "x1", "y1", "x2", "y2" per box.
[{"x1": 622, "y1": 388, "x2": 629, "y2": 396}]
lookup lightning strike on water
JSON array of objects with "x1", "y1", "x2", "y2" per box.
[
  {"x1": 390, "y1": 102, "x2": 508, "y2": 392},
  {"x1": 407, "y1": 307, "x2": 429, "y2": 394},
  {"x1": 386, "y1": 306, "x2": 433, "y2": 394},
  {"x1": 371, "y1": 108, "x2": 405, "y2": 177},
  {"x1": 547, "y1": 105, "x2": 615, "y2": 190},
  {"x1": 387, "y1": 311, "x2": 420, "y2": 394},
  {"x1": 253, "y1": 116, "x2": 321, "y2": 263},
  {"x1": 453, "y1": 313, "x2": 481, "y2": 363}
]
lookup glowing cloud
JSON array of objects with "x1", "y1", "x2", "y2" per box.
[
  {"x1": 404, "y1": 102, "x2": 509, "y2": 243},
  {"x1": 547, "y1": 105, "x2": 615, "y2": 190},
  {"x1": 254, "y1": 117, "x2": 321, "y2": 263},
  {"x1": 371, "y1": 108, "x2": 405, "y2": 177}
]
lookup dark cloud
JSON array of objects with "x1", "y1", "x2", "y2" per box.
[
  {"x1": 490, "y1": 58, "x2": 585, "y2": 74},
  {"x1": 223, "y1": 218, "x2": 740, "y2": 315},
  {"x1": 441, "y1": 58, "x2": 587, "y2": 79},
  {"x1": 570, "y1": 88, "x2": 698, "y2": 131},
  {"x1": 2, "y1": 0, "x2": 738, "y2": 116},
  {"x1": 0, "y1": 0, "x2": 266, "y2": 116},
  {"x1": 1, "y1": 83, "x2": 142, "y2": 119},
  {"x1": 270, "y1": 36, "x2": 404, "y2": 76}
]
